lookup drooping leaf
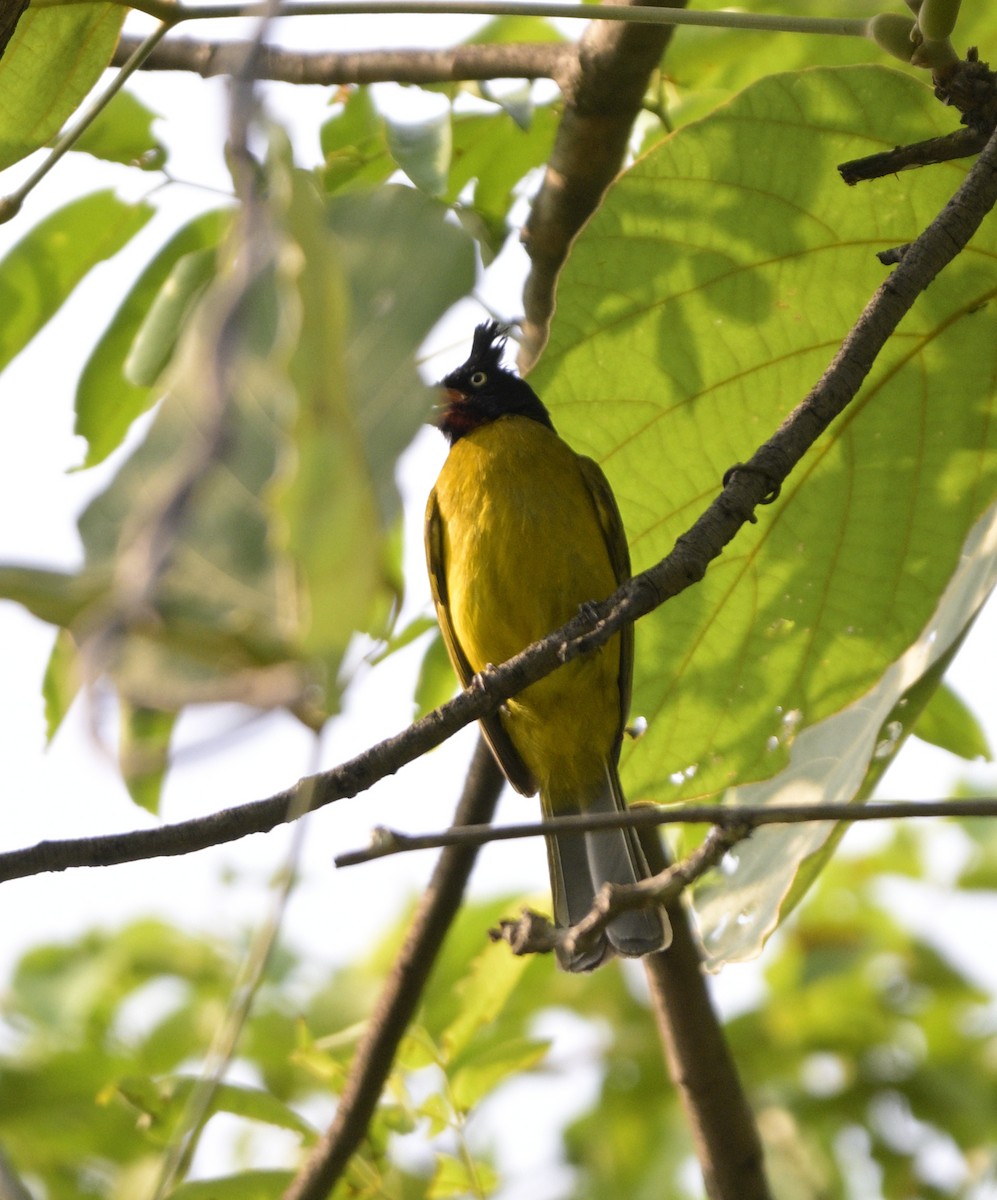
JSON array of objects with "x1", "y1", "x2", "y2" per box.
[
  {"x1": 42, "y1": 628, "x2": 81, "y2": 742},
  {"x1": 912, "y1": 680, "x2": 992, "y2": 762},
  {"x1": 530, "y1": 66, "x2": 997, "y2": 961},
  {"x1": 69, "y1": 87, "x2": 167, "y2": 170},
  {"x1": 0, "y1": 191, "x2": 153, "y2": 377},
  {"x1": 0, "y1": 2, "x2": 124, "y2": 171},
  {"x1": 124, "y1": 247, "x2": 219, "y2": 388},
  {"x1": 117, "y1": 701, "x2": 176, "y2": 815},
  {"x1": 75, "y1": 207, "x2": 230, "y2": 467}
]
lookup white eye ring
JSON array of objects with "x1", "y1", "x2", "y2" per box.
[{"x1": 470, "y1": 371, "x2": 487, "y2": 387}]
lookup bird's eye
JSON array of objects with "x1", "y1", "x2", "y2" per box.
[{"x1": 469, "y1": 371, "x2": 487, "y2": 387}]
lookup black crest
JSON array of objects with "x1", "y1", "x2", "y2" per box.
[{"x1": 437, "y1": 321, "x2": 554, "y2": 444}]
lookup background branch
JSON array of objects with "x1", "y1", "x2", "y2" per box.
[
  {"x1": 111, "y1": 32, "x2": 573, "y2": 84},
  {"x1": 335, "y1": 797, "x2": 997, "y2": 866},
  {"x1": 283, "y1": 737, "x2": 505, "y2": 1200}
]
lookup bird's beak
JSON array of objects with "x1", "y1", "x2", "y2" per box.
[{"x1": 431, "y1": 387, "x2": 465, "y2": 428}]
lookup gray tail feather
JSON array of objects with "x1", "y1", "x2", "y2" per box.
[{"x1": 544, "y1": 764, "x2": 671, "y2": 972}]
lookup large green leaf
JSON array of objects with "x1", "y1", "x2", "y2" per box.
[
  {"x1": 0, "y1": 191, "x2": 153, "y2": 377},
  {"x1": 0, "y1": 3, "x2": 124, "y2": 171},
  {"x1": 531, "y1": 66, "x2": 997, "y2": 957}
]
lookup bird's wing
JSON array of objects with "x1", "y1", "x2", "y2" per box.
[
  {"x1": 424, "y1": 487, "x2": 537, "y2": 796},
  {"x1": 577, "y1": 456, "x2": 634, "y2": 750}
]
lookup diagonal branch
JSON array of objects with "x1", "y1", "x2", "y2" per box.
[
  {"x1": 282, "y1": 737, "x2": 505, "y2": 1200},
  {"x1": 2, "y1": 118, "x2": 996, "y2": 886},
  {"x1": 111, "y1": 32, "x2": 573, "y2": 84}
]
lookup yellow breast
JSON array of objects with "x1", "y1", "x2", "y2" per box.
[{"x1": 432, "y1": 416, "x2": 624, "y2": 799}]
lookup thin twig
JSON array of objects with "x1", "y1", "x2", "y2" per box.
[
  {"x1": 334, "y1": 798, "x2": 997, "y2": 866},
  {"x1": 2, "y1": 118, "x2": 997, "y2": 886}
]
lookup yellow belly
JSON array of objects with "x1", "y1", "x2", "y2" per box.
[{"x1": 433, "y1": 416, "x2": 623, "y2": 803}]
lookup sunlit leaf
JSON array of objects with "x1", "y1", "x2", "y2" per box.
[
  {"x1": 428, "y1": 1152, "x2": 498, "y2": 1199},
  {"x1": 449, "y1": 1037, "x2": 550, "y2": 1113},
  {"x1": 441, "y1": 939, "x2": 534, "y2": 1062},
  {"x1": 531, "y1": 67, "x2": 997, "y2": 962},
  {"x1": 0, "y1": 3, "x2": 124, "y2": 170},
  {"x1": 0, "y1": 191, "x2": 153, "y2": 377}
]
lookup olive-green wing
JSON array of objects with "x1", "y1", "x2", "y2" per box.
[
  {"x1": 424, "y1": 487, "x2": 537, "y2": 796},
  {"x1": 577, "y1": 455, "x2": 634, "y2": 751}
]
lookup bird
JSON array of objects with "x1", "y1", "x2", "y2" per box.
[{"x1": 424, "y1": 321, "x2": 670, "y2": 971}]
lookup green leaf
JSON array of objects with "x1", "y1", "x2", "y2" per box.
[
  {"x1": 0, "y1": 191, "x2": 153, "y2": 377},
  {"x1": 118, "y1": 702, "x2": 176, "y2": 815},
  {"x1": 125, "y1": 247, "x2": 219, "y2": 387},
  {"x1": 318, "y1": 87, "x2": 393, "y2": 194},
  {"x1": 75, "y1": 208, "x2": 230, "y2": 467},
  {"x1": 414, "y1": 630, "x2": 457, "y2": 719},
  {"x1": 385, "y1": 106, "x2": 451, "y2": 196},
  {"x1": 42, "y1": 628, "x2": 81, "y2": 742},
  {"x1": 69, "y1": 87, "x2": 166, "y2": 170},
  {"x1": 157, "y1": 1171, "x2": 294, "y2": 1199},
  {"x1": 447, "y1": 106, "x2": 559, "y2": 260},
  {"x1": 0, "y1": 3, "x2": 125, "y2": 171},
  {"x1": 531, "y1": 66, "x2": 997, "y2": 962},
  {"x1": 441, "y1": 940, "x2": 533, "y2": 1063},
  {"x1": 428, "y1": 1153, "x2": 498, "y2": 1199},
  {"x1": 449, "y1": 1036, "x2": 550, "y2": 1113},
  {"x1": 912, "y1": 681, "x2": 992, "y2": 761}
]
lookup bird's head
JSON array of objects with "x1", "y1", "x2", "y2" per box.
[{"x1": 435, "y1": 321, "x2": 555, "y2": 445}]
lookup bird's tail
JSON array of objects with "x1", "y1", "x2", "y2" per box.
[{"x1": 543, "y1": 763, "x2": 672, "y2": 972}]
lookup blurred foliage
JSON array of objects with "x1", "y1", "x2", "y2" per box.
[{"x1": 3, "y1": 824, "x2": 997, "y2": 1197}]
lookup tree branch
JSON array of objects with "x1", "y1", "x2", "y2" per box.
[
  {"x1": 642, "y1": 831, "x2": 771, "y2": 1200},
  {"x1": 519, "y1": 0, "x2": 688, "y2": 369},
  {"x1": 111, "y1": 32, "x2": 573, "y2": 85},
  {"x1": 282, "y1": 737, "x2": 505, "y2": 1200},
  {"x1": 2, "y1": 117, "x2": 996, "y2": 886}
]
